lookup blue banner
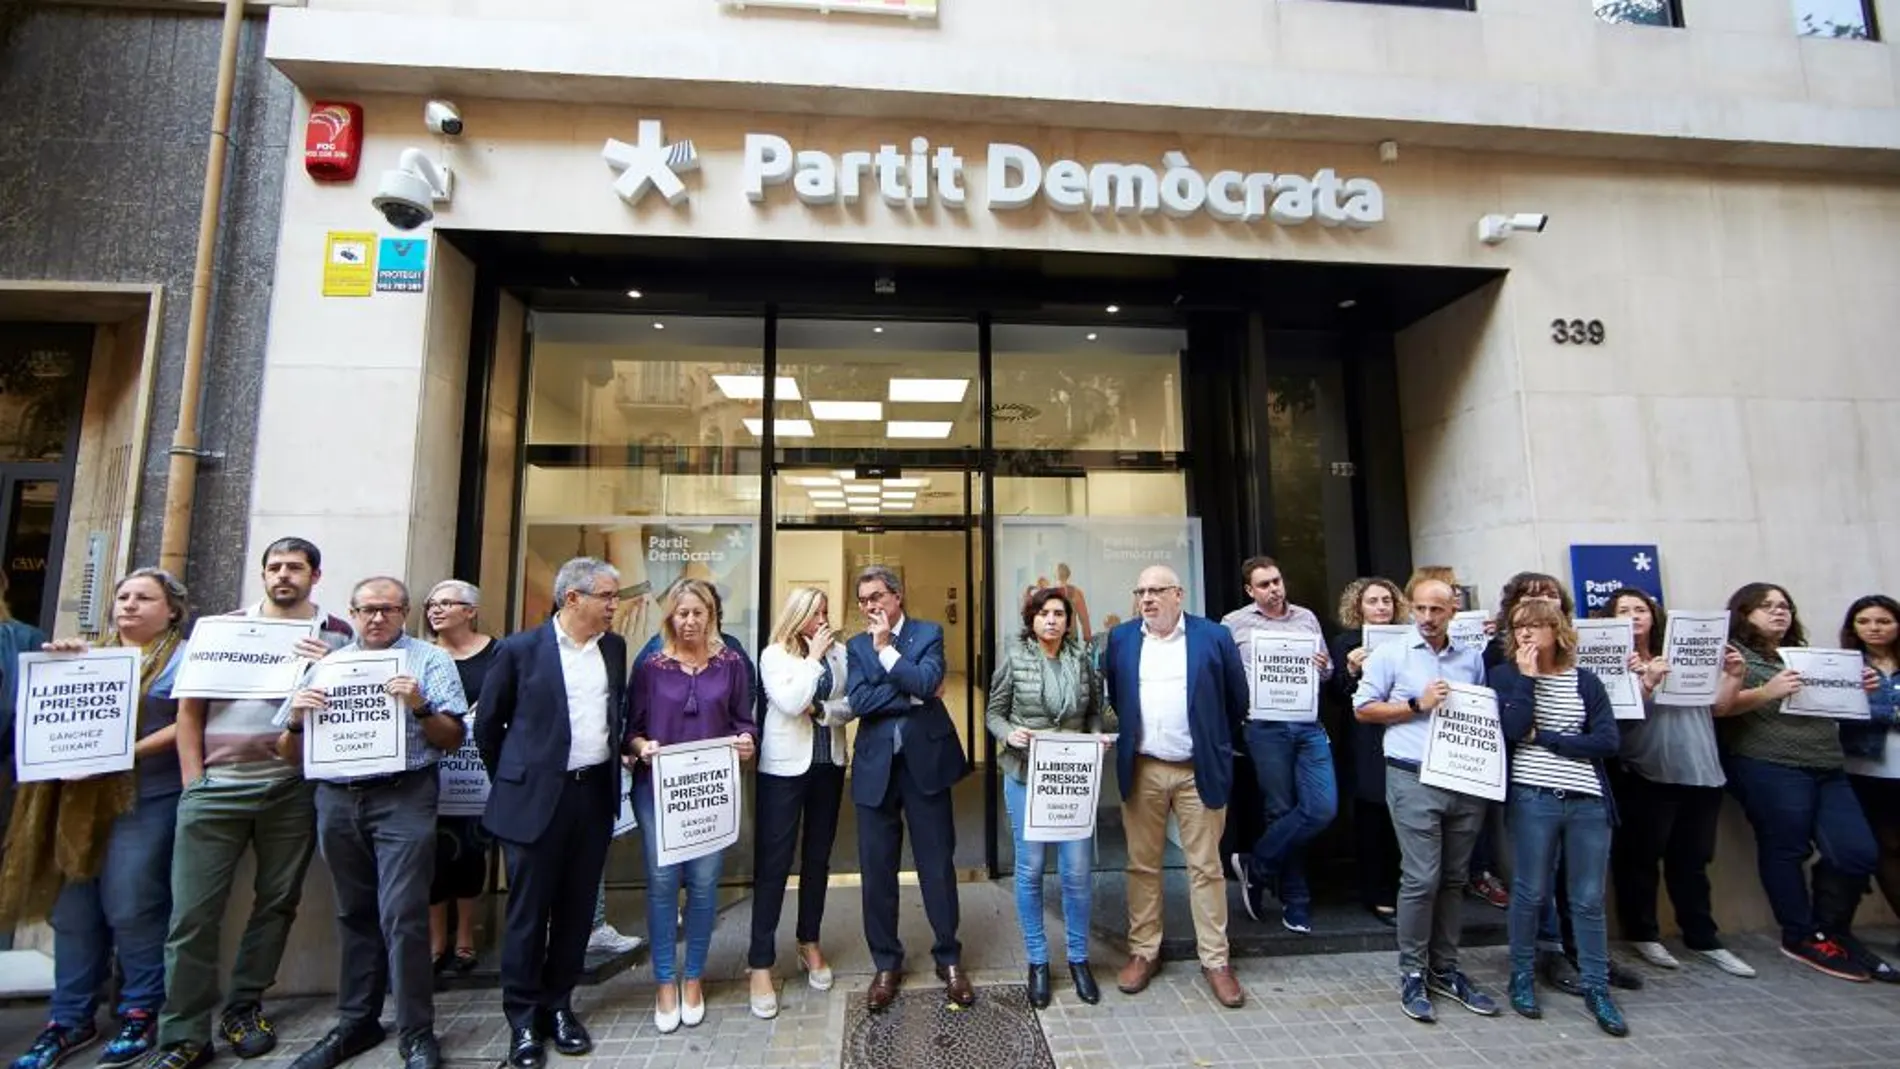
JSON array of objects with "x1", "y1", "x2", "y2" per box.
[
  {"x1": 375, "y1": 237, "x2": 427, "y2": 293},
  {"x1": 1569, "y1": 543, "x2": 1663, "y2": 616}
]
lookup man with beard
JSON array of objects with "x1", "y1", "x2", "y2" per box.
[{"x1": 140, "y1": 539, "x2": 355, "y2": 1069}]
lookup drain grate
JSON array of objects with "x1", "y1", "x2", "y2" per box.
[{"x1": 841, "y1": 984, "x2": 1055, "y2": 1069}]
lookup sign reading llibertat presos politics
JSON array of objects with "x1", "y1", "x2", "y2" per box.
[
  {"x1": 995, "y1": 517, "x2": 1205, "y2": 659},
  {"x1": 1023, "y1": 732, "x2": 1106, "y2": 843},
  {"x1": 1450, "y1": 610, "x2": 1491, "y2": 656},
  {"x1": 12, "y1": 647, "x2": 143, "y2": 783},
  {"x1": 603, "y1": 120, "x2": 1388, "y2": 230},
  {"x1": 172, "y1": 616, "x2": 319, "y2": 700},
  {"x1": 1248, "y1": 632, "x2": 1319, "y2": 722},
  {"x1": 436, "y1": 704, "x2": 490, "y2": 817},
  {"x1": 1418, "y1": 683, "x2": 1506, "y2": 802},
  {"x1": 1363, "y1": 624, "x2": 1412, "y2": 655},
  {"x1": 1569, "y1": 544, "x2": 1664, "y2": 616},
  {"x1": 1778, "y1": 647, "x2": 1872, "y2": 720},
  {"x1": 1574, "y1": 618, "x2": 1644, "y2": 720},
  {"x1": 1655, "y1": 611, "x2": 1731, "y2": 706},
  {"x1": 652, "y1": 737, "x2": 742, "y2": 867},
  {"x1": 301, "y1": 649, "x2": 408, "y2": 781}
]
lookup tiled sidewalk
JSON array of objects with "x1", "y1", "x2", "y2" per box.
[{"x1": 2, "y1": 882, "x2": 1896, "y2": 1068}]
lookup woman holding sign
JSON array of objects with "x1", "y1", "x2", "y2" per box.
[
  {"x1": 1840, "y1": 595, "x2": 1900, "y2": 958},
  {"x1": 1716, "y1": 583, "x2": 1890, "y2": 983},
  {"x1": 1, "y1": 568, "x2": 189, "y2": 1069},
  {"x1": 1331, "y1": 577, "x2": 1409, "y2": 927},
  {"x1": 423, "y1": 581, "x2": 500, "y2": 976},
  {"x1": 1490, "y1": 598, "x2": 1627, "y2": 1037},
  {"x1": 984, "y1": 587, "x2": 1114, "y2": 1009},
  {"x1": 626, "y1": 578, "x2": 758, "y2": 1033}
]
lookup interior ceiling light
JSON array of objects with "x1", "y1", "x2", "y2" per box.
[
  {"x1": 791, "y1": 476, "x2": 841, "y2": 487},
  {"x1": 882, "y1": 478, "x2": 930, "y2": 488},
  {"x1": 626, "y1": 289, "x2": 643, "y2": 299},
  {"x1": 1086, "y1": 332, "x2": 1098, "y2": 341},
  {"x1": 885, "y1": 501, "x2": 915, "y2": 511},
  {"x1": 848, "y1": 505, "x2": 879, "y2": 514},
  {"x1": 1338, "y1": 298, "x2": 1358, "y2": 309},
  {"x1": 873, "y1": 326, "x2": 885, "y2": 334},
  {"x1": 881, "y1": 490, "x2": 918, "y2": 500},
  {"x1": 887, "y1": 420, "x2": 954, "y2": 439},
  {"x1": 809, "y1": 400, "x2": 884, "y2": 422},
  {"x1": 1105, "y1": 304, "x2": 1120, "y2": 314},
  {"x1": 844, "y1": 482, "x2": 880, "y2": 493},
  {"x1": 888, "y1": 378, "x2": 969, "y2": 403},
  {"x1": 652, "y1": 322, "x2": 666, "y2": 330},
  {"x1": 713, "y1": 375, "x2": 803, "y2": 401},
  {"x1": 741, "y1": 418, "x2": 814, "y2": 438}
]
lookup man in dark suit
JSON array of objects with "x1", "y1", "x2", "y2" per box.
[
  {"x1": 477, "y1": 558, "x2": 627, "y2": 1069},
  {"x1": 1103, "y1": 564, "x2": 1251, "y2": 1009},
  {"x1": 844, "y1": 564, "x2": 971, "y2": 1011}
]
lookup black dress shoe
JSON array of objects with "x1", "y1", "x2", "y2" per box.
[
  {"x1": 1025, "y1": 964, "x2": 1051, "y2": 1009},
  {"x1": 548, "y1": 1010, "x2": 592, "y2": 1056},
  {"x1": 398, "y1": 1033, "x2": 441, "y2": 1069},
  {"x1": 508, "y1": 1027, "x2": 545, "y2": 1069},
  {"x1": 1606, "y1": 960, "x2": 1645, "y2": 991},
  {"x1": 287, "y1": 1021, "x2": 387, "y2": 1069},
  {"x1": 1069, "y1": 961, "x2": 1101, "y2": 1005}
]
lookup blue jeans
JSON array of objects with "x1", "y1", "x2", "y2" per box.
[
  {"x1": 633, "y1": 787, "x2": 724, "y2": 983},
  {"x1": 1507, "y1": 786, "x2": 1610, "y2": 989},
  {"x1": 1724, "y1": 755, "x2": 1878, "y2": 944},
  {"x1": 1242, "y1": 720, "x2": 1338, "y2": 908},
  {"x1": 51, "y1": 791, "x2": 179, "y2": 1026},
  {"x1": 1001, "y1": 775, "x2": 1093, "y2": 965}
]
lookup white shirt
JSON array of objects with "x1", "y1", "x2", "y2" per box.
[
  {"x1": 1136, "y1": 617, "x2": 1193, "y2": 761},
  {"x1": 554, "y1": 618, "x2": 611, "y2": 770}
]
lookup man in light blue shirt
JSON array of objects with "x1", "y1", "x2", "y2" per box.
[{"x1": 1352, "y1": 578, "x2": 1496, "y2": 1025}]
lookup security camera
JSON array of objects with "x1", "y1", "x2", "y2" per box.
[
  {"x1": 1477, "y1": 212, "x2": 1550, "y2": 246},
  {"x1": 424, "y1": 100, "x2": 463, "y2": 137},
  {"x1": 1509, "y1": 212, "x2": 1548, "y2": 232},
  {"x1": 371, "y1": 148, "x2": 453, "y2": 231}
]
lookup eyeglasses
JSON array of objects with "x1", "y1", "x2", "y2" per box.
[
  {"x1": 423, "y1": 600, "x2": 471, "y2": 611},
  {"x1": 1132, "y1": 586, "x2": 1181, "y2": 598},
  {"x1": 577, "y1": 591, "x2": 622, "y2": 603},
  {"x1": 351, "y1": 604, "x2": 407, "y2": 619},
  {"x1": 856, "y1": 592, "x2": 891, "y2": 606}
]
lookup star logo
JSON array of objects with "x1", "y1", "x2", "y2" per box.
[
  {"x1": 602, "y1": 120, "x2": 699, "y2": 206},
  {"x1": 1631, "y1": 552, "x2": 1653, "y2": 572}
]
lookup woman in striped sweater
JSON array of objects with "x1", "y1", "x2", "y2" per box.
[{"x1": 1490, "y1": 598, "x2": 1626, "y2": 1037}]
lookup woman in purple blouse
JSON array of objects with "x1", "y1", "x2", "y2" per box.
[{"x1": 626, "y1": 578, "x2": 758, "y2": 1034}]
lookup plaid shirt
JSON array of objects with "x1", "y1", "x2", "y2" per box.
[{"x1": 288, "y1": 633, "x2": 469, "y2": 775}]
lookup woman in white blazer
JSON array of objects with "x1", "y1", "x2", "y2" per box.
[{"x1": 746, "y1": 585, "x2": 850, "y2": 1019}]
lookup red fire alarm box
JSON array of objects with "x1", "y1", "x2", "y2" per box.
[{"x1": 304, "y1": 101, "x2": 364, "y2": 182}]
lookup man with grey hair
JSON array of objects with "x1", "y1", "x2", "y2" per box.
[
  {"x1": 477, "y1": 559, "x2": 628, "y2": 1069},
  {"x1": 845, "y1": 564, "x2": 971, "y2": 1011}
]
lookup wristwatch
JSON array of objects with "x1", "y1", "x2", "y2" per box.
[
  {"x1": 411, "y1": 701, "x2": 435, "y2": 720},
  {"x1": 286, "y1": 720, "x2": 305, "y2": 734},
  {"x1": 1407, "y1": 696, "x2": 1422, "y2": 715}
]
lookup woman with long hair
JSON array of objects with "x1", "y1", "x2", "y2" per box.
[
  {"x1": 1330, "y1": 577, "x2": 1409, "y2": 926},
  {"x1": 984, "y1": 586, "x2": 1113, "y2": 1008},
  {"x1": 627, "y1": 578, "x2": 759, "y2": 1032},
  {"x1": 1, "y1": 569, "x2": 190, "y2": 1069},
  {"x1": 1837, "y1": 594, "x2": 1900, "y2": 965},
  {"x1": 1716, "y1": 582, "x2": 1889, "y2": 982},
  {"x1": 746, "y1": 586, "x2": 849, "y2": 1020},
  {"x1": 1599, "y1": 588, "x2": 1756, "y2": 977},
  {"x1": 422, "y1": 580, "x2": 500, "y2": 976},
  {"x1": 1492, "y1": 599, "x2": 1626, "y2": 1036}
]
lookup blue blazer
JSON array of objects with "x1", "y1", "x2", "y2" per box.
[
  {"x1": 1104, "y1": 615, "x2": 1249, "y2": 810},
  {"x1": 476, "y1": 621, "x2": 628, "y2": 845},
  {"x1": 845, "y1": 617, "x2": 968, "y2": 806}
]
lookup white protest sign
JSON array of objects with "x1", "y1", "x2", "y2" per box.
[
  {"x1": 1248, "y1": 631, "x2": 1319, "y2": 722},
  {"x1": 1363, "y1": 624, "x2": 1411, "y2": 654},
  {"x1": 1023, "y1": 732, "x2": 1106, "y2": 842},
  {"x1": 1655, "y1": 611, "x2": 1730, "y2": 705},
  {"x1": 301, "y1": 649, "x2": 408, "y2": 781},
  {"x1": 172, "y1": 616, "x2": 320, "y2": 700},
  {"x1": 1779, "y1": 647, "x2": 1871, "y2": 720},
  {"x1": 1450, "y1": 610, "x2": 1492, "y2": 655},
  {"x1": 1574, "y1": 618, "x2": 1643, "y2": 720},
  {"x1": 436, "y1": 703, "x2": 490, "y2": 816},
  {"x1": 12, "y1": 647, "x2": 143, "y2": 783},
  {"x1": 613, "y1": 767, "x2": 638, "y2": 838},
  {"x1": 1418, "y1": 682, "x2": 1506, "y2": 801},
  {"x1": 651, "y1": 737, "x2": 742, "y2": 866}
]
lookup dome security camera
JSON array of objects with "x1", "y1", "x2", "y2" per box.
[
  {"x1": 371, "y1": 148, "x2": 453, "y2": 231},
  {"x1": 424, "y1": 100, "x2": 464, "y2": 137}
]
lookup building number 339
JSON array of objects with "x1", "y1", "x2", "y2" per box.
[{"x1": 1551, "y1": 318, "x2": 1607, "y2": 345}]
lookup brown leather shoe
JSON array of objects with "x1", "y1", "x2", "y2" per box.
[
  {"x1": 935, "y1": 963, "x2": 975, "y2": 1006},
  {"x1": 867, "y1": 970, "x2": 902, "y2": 1012},
  {"x1": 1202, "y1": 964, "x2": 1245, "y2": 1008},
  {"x1": 1117, "y1": 955, "x2": 1161, "y2": 995}
]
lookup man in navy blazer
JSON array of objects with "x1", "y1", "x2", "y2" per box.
[
  {"x1": 1102, "y1": 565, "x2": 1251, "y2": 1009},
  {"x1": 477, "y1": 558, "x2": 627, "y2": 1069},
  {"x1": 843, "y1": 564, "x2": 971, "y2": 1011}
]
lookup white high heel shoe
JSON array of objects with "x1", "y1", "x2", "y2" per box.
[
  {"x1": 681, "y1": 982, "x2": 707, "y2": 1027},
  {"x1": 653, "y1": 984, "x2": 682, "y2": 1034},
  {"x1": 799, "y1": 943, "x2": 835, "y2": 992},
  {"x1": 749, "y1": 970, "x2": 780, "y2": 1020}
]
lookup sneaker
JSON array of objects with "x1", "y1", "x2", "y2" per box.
[
  {"x1": 1426, "y1": 968, "x2": 1500, "y2": 1016},
  {"x1": 1828, "y1": 931, "x2": 1900, "y2": 984},
  {"x1": 1226, "y1": 853, "x2": 1264, "y2": 923},
  {"x1": 1399, "y1": 972, "x2": 1434, "y2": 1023},
  {"x1": 1281, "y1": 901, "x2": 1312, "y2": 935},
  {"x1": 9, "y1": 1023, "x2": 98, "y2": 1069},
  {"x1": 1507, "y1": 971, "x2": 1541, "y2": 1019},
  {"x1": 1694, "y1": 947, "x2": 1757, "y2": 978},
  {"x1": 217, "y1": 1002, "x2": 276, "y2": 1059},
  {"x1": 136, "y1": 1042, "x2": 212, "y2": 1069},
  {"x1": 1631, "y1": 941, "x2": 1680, "y2": 969},
  {"x1": 1583, "y1": 987, "x2": 1628, "y2": 1037},
  {"x1": 1780, "y1": 933, "x2": 1870, "y2": 982},
  {"x1": 1467, "y1": 872, "x2": 1509, "y2": 910},
  {"x1": 586, "y1": 923, "x2": 642, "y2": 955},
  {"x1": 98, "y1": 1012, "x2": 158, "y2": 1068}
]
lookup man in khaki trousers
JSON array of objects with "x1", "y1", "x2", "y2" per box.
[{"x1": 1101, "y1": 566, "x2": 1251, "y2": 1008}]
